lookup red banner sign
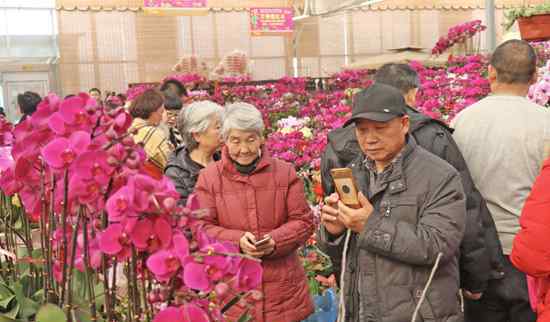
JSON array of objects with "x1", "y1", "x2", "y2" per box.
[
  {"x1": 250, "y1": 8, "x2": 294, "y2": 36},
  {"x1": 144, "y1": 0, "x2": 207, "y2": 7}
]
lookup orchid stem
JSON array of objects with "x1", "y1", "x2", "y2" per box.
[
  {"x1": 110, "y1": 260, "x2": 117, "y2": 316},
  {"x1": 65, "y1": 210, "x2": 82, "y2": 322},
  {"x1": 82, "y1": 216, "x2": 98, "y2": 322},
  {"x1": 140, "y1": 260, "x2": 151, "y2": 322},
  {"x1": 101, "y1": 178, "x2": 114, "y2": 320},
  {"x1": 126, "y1": 260, "x2": 134, "y2": 322},
  {"x1": 130, "y1": 247, "x2": 141, "y2": 320},
  {"x1": 60, "y1": 169, "x2": 70, "y2": 305},
  {"x1": 47, "y1": 172, "x2": 57, "y2": 303},
  {"x1": 205, "y1": 251, "x2": 262, "y2": 263}
]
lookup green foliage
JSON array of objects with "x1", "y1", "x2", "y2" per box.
[
  {"x1": 504, "y1": 4, "x2": 550, "y2": 30},
  {"x1": 0, "y1": 281, "x2": 40, "y2": 322},
  {"x1": 35, "y1": 304, "x2": 66, "y2": 322}
]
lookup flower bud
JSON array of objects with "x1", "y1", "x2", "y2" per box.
[
  {"x1": 215, "y1": 282, "x2": 229, "y2": 297},
  {"x1": 163, "y1": 197, "x2": 176, "y2": 211},
  {"x1": 122, "y1": 136, "x2": 135, "y2": 146}
]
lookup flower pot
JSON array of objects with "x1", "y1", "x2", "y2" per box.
[
  {"x1": 451, "y1": 38, "x2": 474, "y2": 56},
  {"x1": 518, "y1": 14, "x2": 550, "y2": 41}
]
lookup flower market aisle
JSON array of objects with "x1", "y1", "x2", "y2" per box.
[{"x1": 0, "y1": 28, "x2": 549, "y2": 322}]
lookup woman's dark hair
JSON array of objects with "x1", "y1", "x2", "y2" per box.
[
  {"x1": 160, "y1": 79, "x2": 187, "y2": 97},
  {"x1": 17, "y1": 91, "x2": 42, "y2": 116},
  {"x1": 89, "y1": 88, "x2": 101, "y2": 95},
  {"x1": 164, "y1": 94, "x2": 183, "y2": 111},
  {"x1": 64, "y1": 94, "x2": 76, "y2": 99},
  {"x1": 129, "y1": 89, "x2": 164, "y2": 120}
]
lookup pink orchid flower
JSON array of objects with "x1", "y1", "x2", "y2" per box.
[{"x1": 41, "y1": 131, "x2": 91, "y2": 169}]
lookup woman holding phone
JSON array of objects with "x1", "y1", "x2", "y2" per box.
[{"x1": 194, "y1": 102, "x2": 314, "y2": 322}]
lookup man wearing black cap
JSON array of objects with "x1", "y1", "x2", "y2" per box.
[
  {"x1": 318, "y1": 83, "x2": 467, "y2": 322},
  {"x1": 322, "y1": 64, "x2": 499, "y2": 320}
]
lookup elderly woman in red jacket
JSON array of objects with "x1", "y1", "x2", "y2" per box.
[
  {"x1": 511, "y1": 157, "x2": 550, "y2": 322},
  {"x1": 194, "y1": 102, "x2": 314, "y2": 322}
]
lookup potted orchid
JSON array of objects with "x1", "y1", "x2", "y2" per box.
[
  {"x1": 432, "y1": 20, "x2": 487, "y2": 56},
  {"x1": 0, "y1": 94, "x2": 263, "y2": 322}
]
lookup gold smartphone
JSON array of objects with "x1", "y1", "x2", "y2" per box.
[
  {"x1": 254, "y1": 235, "x2": 271, "y2": 247},
  {"x1": 330, "y1": 168, "x2": 361, "y2": 209}
]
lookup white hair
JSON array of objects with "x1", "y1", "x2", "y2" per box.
[
  {"x1": 222, "y1": 102, "x2": 265, "y2": 140},
  {"x1": 177, "y1": 100, "x2": 223, "y2": 151}
]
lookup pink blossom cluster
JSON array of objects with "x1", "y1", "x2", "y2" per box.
[
  {"x1": 221, "y1": 75, "x2": 252, "y2": 83},
  {"x1": 0, "y1": 93, "x2": 262, "y2": 321},
  {"x1": 412, "y1": 55, "x2": 490, "y2": 121},
  {"x1": 432, "y1": 20, "x2": 487, "y2": 56},
  {"x1": 529, "y1": 61, "x2": 550, "y2": 107},
  {"x1": 329, "y1": 69, "x2": 373, "y2": 90},
  {"x1": 163, "y1": 73, "x2": 207, "y2": 87},
  {"x1": 126, "y1": 84, "x2": 157, "y2": 101},
  {"x1": 530, "y1": 40, "x2": 550, "y2": 67},
  {"x1": 0, "y1": 117, "x2": 14, "y2": 146}
]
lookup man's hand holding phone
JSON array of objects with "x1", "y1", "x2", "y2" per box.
[
  {"x1": 338, "y1": 191, "x2": 374, "y2": 233},
  {"x1": 321, "y1": 193, "x2": 347, "y2": 237}
]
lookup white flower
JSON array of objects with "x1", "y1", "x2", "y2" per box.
[{"x1": 301, "y1": 127, "x2": 313, "y2": 139}]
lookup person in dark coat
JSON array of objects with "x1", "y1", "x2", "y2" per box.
[
  {"x1": 163, "y1": 94, "x2": 184, "y2": 147},
  {"x1": 318, "y1": 83, "x2": 466, "y2": 322},
  {"x1": 320, "y1": 64, "x2": 502, "y2": 308},
  {"x1": 164, "y1": 100, "x2": 223, "y2": 206}
]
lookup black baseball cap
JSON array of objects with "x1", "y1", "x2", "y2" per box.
[{"x1": 344, "y1": 83, "x2": 407, "y2": 127}]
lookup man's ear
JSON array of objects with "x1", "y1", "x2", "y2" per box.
[
  {"x1": 401, "y1": 115, "x2": 410, "y2": 134},
  {"x1": 404, "y1": 88, "x2": 418, "y2": 107},
  {"x1": 488, "y1": 65, "x2": 498, "y2": 83}
]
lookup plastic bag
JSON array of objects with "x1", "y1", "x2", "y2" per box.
[{"x1": 302, "y1": 288, "x2": 338, "y2": 322}]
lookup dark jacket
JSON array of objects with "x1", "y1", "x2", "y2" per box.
[
  {"x1": 164, "y1": 146, "x2": 220, "y2": 206},
  {"x1": 318, "y1": 137, "x2": 466, "y2": 322},
  {"x1": 321, "y1": 107, "x2": 504, "y2": 292}
]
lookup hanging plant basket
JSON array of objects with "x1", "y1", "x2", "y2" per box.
[{"x1": 518, "y1": 14, "x2": 550, "y2": 41}]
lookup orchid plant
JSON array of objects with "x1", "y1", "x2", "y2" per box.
[
  {"x1": 432, "y1": 20, "x2": 486, "y2": 56},
  {"x1": 0, "y1": 94, "x2": 262, "y2": 322}
]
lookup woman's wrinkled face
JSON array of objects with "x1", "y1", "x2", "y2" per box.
[
  {"x1": 193, "y1": 115, "x2": 223, "y2": 152},
  {"x1": 226, "y1": 129, "x2": 263, "y2": 165}
]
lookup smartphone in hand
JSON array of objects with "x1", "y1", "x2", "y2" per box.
[
  {"x1": 254, "y1": 235, "x2": 272, "y2": 248},
  {"x1": 330, "y1": 168, "x2": 361, "y2": 209}
]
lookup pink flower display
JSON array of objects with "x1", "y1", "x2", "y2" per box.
[
  {"x1": 0, "y1": 92, "x2": 263, "y2": 322},
  {"x1": 529, "y1": 61, "x2": 550, "y2": 107},
  {"x1": 432, "y1": 20, "x2": 487, "y2": 56}
]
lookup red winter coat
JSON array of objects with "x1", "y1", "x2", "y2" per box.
[
  {"x1": 194, "y1": 147, "x2": 314, "y2": 322},
  {"x1": 511, "y1": 157, "x2": 550, "y2": 322}
]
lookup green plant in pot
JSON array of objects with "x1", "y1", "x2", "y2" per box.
[{"x1": 504, "y1": 3, "x2": 550, "y2": 41}]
